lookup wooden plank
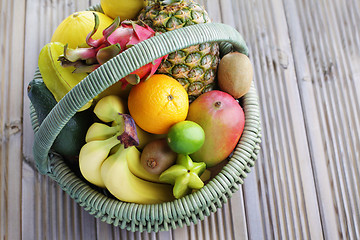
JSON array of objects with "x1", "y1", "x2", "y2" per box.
[
  {"x1": 232, "y1": 0, "x2": 324, "y2": 239},
  {"x1": 21, "y1": 163, "x2": 37, "y2": 239},
  {"x1": 285, "y1": 0, "x2": 360, "y2": 239},
  {"x1": 0, "y1": 0, "x2": 26, "y2": 239},
  {"x1": 22, "y1": 0, "x2": 41, "y2": 162},
  {"x1": 228, "y1": 189, "x2": 248, "y2": 240},
  {"x1": 80, "y1": 208, "x2": 98, "y2": 240},
  {"x1": 21, "y1": 0, "x2": 97, "y2": 239},
  {"x1": 282, "y1": 0, "x2": 342, "y2": 238},
  {"x1": 21, "y1": 0, "x2": 51, "y2": 238}
]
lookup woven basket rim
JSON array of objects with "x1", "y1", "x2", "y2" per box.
[
  {"x1": 29, "y1": 4, "x2": 261, "y2": 233},
  {"x1": 30, "y1": 84, "x2": 261, "y2": 232}
]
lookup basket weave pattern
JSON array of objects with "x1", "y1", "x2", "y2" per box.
[{"x1": 30, "y1": 5, "x2": 262, "y2": 232}]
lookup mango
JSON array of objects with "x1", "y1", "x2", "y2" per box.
[{"x1": 187, "y1": 90, "x2": 245, "y2": 167}]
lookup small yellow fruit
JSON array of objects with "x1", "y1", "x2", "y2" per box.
[
  {"x1": 100, "y1": 0, "x2": 145, "y2": 21},
  {"x1": 217, "y1": 52, "x2": 254, "y2": 99},
  {"x1": 51, "y1": 11, "x2": 114, "y2": 48}
]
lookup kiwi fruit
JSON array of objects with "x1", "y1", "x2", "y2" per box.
[
  {"x1": 141, "y1": 139, "x2": 177, "y2": 175},
  {"x1": 217, "y1": 52, "x2": 254, "y2": 99}
]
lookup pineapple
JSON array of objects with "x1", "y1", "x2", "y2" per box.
[{"x1": 138, "y1": 0, "x2": 220, "y2": 102}]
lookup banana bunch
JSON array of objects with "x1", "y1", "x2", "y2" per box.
[{"x1": 79, "y1": 95, "x2": 174, "y2": 204}]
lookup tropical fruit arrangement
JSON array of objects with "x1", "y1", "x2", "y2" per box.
[{"x1": 28, "y1": 0, "x2": 254, "y2": 204}]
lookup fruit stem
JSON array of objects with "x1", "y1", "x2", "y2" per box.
[
  {"x1": 147, "y1": 158, "x2": 158, "y2": 169},
  {"x1": 167, "y1": 94, "x2": 174, "y2": 101},
  {"x1": 114, "y1": 113, "x2": 139, "y2": 148},
  {"x1": 103, "y1": 124, "x2": 122, "y2": 137},
  {"x1": 103, "y1": 134, "x2": 122, "y2": 150}
]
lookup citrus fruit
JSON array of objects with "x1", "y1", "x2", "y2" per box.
[
  {"x1": 51, "y1": 11, "x2": 114, "y2": 49},
  {"x1": 167, "y1": 121, "x2": 205, "y2": 155},
  {"x1": 100, "y1": 0, "x2": 145, "y2": 21},
  {"x1": 128, "y1": 74, "x2": 189, "y2": 134}
]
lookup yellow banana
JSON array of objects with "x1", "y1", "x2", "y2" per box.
[
  {"x1": 79, "y1": 134, "x2": 120, "y2": 187},
  {"x1": 85, "y1": 122, "x2": 121, "y2": 142},
  {"x1": 93, "y1": 95, "x2": 126, "y2": 122},
  {"x1": 101, "y1": 145, "x2": 174, "y2": 204},
  {"x1": 135, "y1": 124, "x2": 166, "y2": 149}
]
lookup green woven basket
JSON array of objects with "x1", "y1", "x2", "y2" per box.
[{"x1": 29, "y1": 4, "x2": 261, "y2": 233}]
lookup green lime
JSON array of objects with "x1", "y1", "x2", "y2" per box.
[{"x1": 167, "y1": 121, "x2": 205, "y2": 154}]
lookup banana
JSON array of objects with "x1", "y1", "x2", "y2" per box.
[
  {"x1": 79, "y1": 134, "x2": 120, "y2": 187},
  {"x1": 135, "y1": 124, "x2": 166, "y2": 150},
  {"x1": 94, "y1": 95, "x2": 164, "y2": 149},
  {"x1": 81, "y1": 95, "x2": 174, "y2": 203},
  {"x1": 93, "y1": 95, "x2": 127, "y2": 122},
  {"x1": 101, "y1": 145, "x2": 174, "y2": 204},
  {"x1": 85, "y1": 122, "x2": 121, "y2": 142}
]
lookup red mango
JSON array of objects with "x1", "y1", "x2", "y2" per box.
[{"x1": 187, "y1": 90, "x2": 245, "y2": 167}]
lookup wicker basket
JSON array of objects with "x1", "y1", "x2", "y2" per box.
[{"x1": 29, "y1": 4, "x2": 261, "y2": 233}]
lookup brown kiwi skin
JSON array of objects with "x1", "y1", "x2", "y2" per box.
[
  {"x1": 217, "y1": 52, "x2": 254, "y2": 99},
  {"x1": 141, "y1": 139, "x2": 177, "y2": 175}
]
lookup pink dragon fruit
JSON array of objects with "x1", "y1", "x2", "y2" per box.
[{"x1": 58, "y1": 12, "x2": 167, "y2": 87}]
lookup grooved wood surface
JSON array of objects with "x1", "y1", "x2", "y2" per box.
[{"x1": 1, "y1": 0, "x2": 359, "y2": 239}]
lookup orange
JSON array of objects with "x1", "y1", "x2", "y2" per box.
[{"x1": 128, "y1": 74, "x2": 189, "y2": 134}]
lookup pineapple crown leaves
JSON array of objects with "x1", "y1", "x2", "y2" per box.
[{"x1": 57, "y1": 12, "x2": 168, "y2": 86}]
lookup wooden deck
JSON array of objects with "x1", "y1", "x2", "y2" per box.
[{"x1": 1, "y1": 0, "x2": 360, "y2": 239}]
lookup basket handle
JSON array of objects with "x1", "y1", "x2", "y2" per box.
[{"x1": 33, "y1": 23, "x2": 249, "y2": 174}]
